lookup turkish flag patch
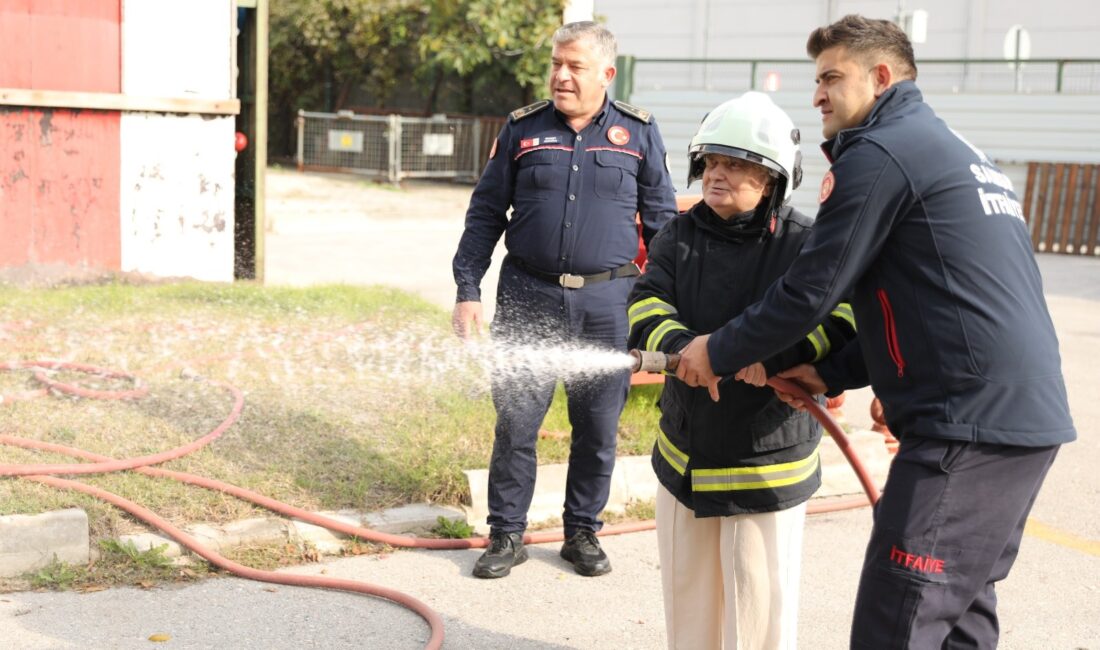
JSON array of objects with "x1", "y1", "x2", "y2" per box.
[
  {"x1": 819, "y1": 170, "x2": 835, "y2": 204},
  {"x1": 607, "y1": 126, "x2": 630, "y2": 146}
]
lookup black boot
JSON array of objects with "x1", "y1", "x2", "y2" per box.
[
  {"x1": 472, "y1": 531, "x2": 528, "y2": 579},
  {"x1": 560, "y1": 531, "x2": 611, "y2": 577}
]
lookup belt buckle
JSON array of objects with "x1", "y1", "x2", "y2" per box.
[{"x1": 558, "y1": 273, "x2": 585, "y2": 289}]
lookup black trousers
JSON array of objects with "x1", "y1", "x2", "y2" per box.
[
  {"x1": 850, "y1": 436, "x2": 1059, "y2": 649},
  {"x1": 486, "y1": 260, "x2": 632, "y2": 537}
]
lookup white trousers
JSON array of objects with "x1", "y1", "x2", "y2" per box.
[{"x1": 656, "y1": 484, "x2": 807, "y2": 650}]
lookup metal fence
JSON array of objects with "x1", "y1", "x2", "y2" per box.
[
  {"x1": 295, "y1": 110, "x2": 497, "y2": 182},
  {"x1": 616, "y1": 57, "x2": 1100, "y2": 100}
]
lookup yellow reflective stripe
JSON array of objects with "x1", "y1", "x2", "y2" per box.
[
  {"x1": 807, "y1": 325, "x2": 829, "y2": 362},
  {"x1": 628, "y1": 296, "x2": 676, "y2": 331},
  {"x1": 831, "y1": 303, "x2": 856, "y2": 331},
  {"x1": 691, "y1": 448, "x2": 820, "y2": 492},
  {"x1": 656, "y1": 427, "x2": 689, "y2": 476},
  {"x1": 647, "y1": 320, "x2": 688, "y2": 352}
]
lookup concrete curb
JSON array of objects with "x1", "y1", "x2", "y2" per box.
[
  {"x1": 0, "y1": 430, "x2": 891, "y2": 578},
  {"x1": 0, "y1": 509, "x2": 89, "y2": 578},
  {"x1": 0, "y1": 503, "x2": 464, "y2": 578}
]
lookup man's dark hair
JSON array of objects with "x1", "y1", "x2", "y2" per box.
[{"x1": 807, "y1": 14, "x2": 918, "y2": 80}]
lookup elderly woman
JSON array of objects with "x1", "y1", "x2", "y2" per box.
[{"x1": 627, "y1": 92, "x2": 855, "y2": 649}]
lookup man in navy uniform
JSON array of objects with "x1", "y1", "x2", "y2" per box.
[
  {"x1": 674, "y1": 15, "x2": 1075, "y2": 647},
  {"x1": 452, "y1": 20, "x2": 677, "y2": 579}
]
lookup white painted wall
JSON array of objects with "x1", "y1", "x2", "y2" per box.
[
  {"x1": 119, "y1": 114, "x2": 236, "y2": 282},
  {"x1": 597, "y1": 0, "x2": 1100, "y2": 60},
  {"x1": 117, "y1": 0, "x2": 238, "y2": 282},
  {"x1": 632, "y1": 89, "x2": 1100, "y2": 214},
  {"x1": 121, "y1": 0, "x2": 234, "y2": 99}
]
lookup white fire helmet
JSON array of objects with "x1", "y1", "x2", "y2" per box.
[{"x1": 687, "y1": 91, "x2": 803, "y2": 211}]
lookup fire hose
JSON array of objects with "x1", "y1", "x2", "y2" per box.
[
  {"x1": 1, "y1": 354, "x2": 880, "y2": 649},
  {"x1": 628, "y1": 350, "x2": 882, "y2": 505}
]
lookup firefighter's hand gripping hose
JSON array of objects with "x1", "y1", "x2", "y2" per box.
[
  {"x1": 2, "y1": 355, "x2": 879, "y2": 649},
  {"x1": 628, "y1": 350, "x2": 881, "y2": 504}
]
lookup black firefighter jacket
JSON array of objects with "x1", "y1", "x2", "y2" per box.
[
  {"x1": 627, "y1": 202, "x2": 857, "y2": 516},
  {"x1": 706, "y1": 81, "x2": 1076, "y2": 448}
]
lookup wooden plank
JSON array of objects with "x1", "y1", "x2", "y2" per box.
[
  {"x1": 1088, "y1": 166, "x2": 1100, "y2": 256},
  {"x1": 0, "y1": 88, "x2": 240, "y2": 115},
  {"x1": 1044, "y1": 164, "x2": 1065, "y2": 253},
  {"x1": 1058, "y1": 164, "x2": 1080, "y2": 253},
  {"x1": 1071, "y1": 165, "x2": 1094, "y2": 255},
  {"x1": 1023, "y1": 161, "x2": 1039, "y2": 247},
  {"x1": 1034, "y1": 163, "x2": 1053, "y2": 252}
]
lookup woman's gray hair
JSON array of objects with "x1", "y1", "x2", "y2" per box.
[{"x1": 553, "y1": 21, "x2": 617, "y2": 68}]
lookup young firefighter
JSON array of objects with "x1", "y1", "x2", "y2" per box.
[
  {"x1": 674, "y1": 16, "x2": 1076, "y2": 648},
  {"x1": 626, "y1": 92, "x2": 856, "y2": 650}
]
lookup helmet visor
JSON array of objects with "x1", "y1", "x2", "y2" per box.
[{"x1": 687, "y1": 144, "x2": 787, "y2": 188}]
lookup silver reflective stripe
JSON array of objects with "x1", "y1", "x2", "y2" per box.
[{"x1": 628, "y1": 297, "x2": 677, "y2": 332}]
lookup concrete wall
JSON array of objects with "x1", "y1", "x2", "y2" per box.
[
  {"x1": 119, "y1": 0, "x2": 236, "y2": 282},
  {"x1": 119, "y1": 113, "x2": 236, "y2": 282}
]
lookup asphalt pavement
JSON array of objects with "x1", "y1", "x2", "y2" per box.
[{"x1": 2, "y1": 174, "x2": 1097, "y2": 649}]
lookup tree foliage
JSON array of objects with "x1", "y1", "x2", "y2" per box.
[
  {"x1": 418, "y1": 0, "x2": 563, "y2": 91},
  {"x1": 268, "y1": 0, "x2": 566, "y2": 155}
]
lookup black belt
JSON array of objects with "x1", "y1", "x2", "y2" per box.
[{"x1": 510, "y1": 257, "x2": 640, "y2": 289}]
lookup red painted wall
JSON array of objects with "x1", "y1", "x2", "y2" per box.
[
  {"x1": 0, "y1": 1, "x2": 122, "y2": 272},
  {"x1": 0, "y1": 108, "x2": 121, "y2": 269},
  {"x1": 0, "y1": 0, "x2": 121, "y2": 92}
]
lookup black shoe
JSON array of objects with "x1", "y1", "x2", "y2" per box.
[
  {"x1": 472, "y1": 531, "x2": 528, "y2": 579},
  {"x1": 560, "y1": 531, "x2": 612, "y2": 577}
]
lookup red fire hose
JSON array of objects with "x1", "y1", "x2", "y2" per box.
[{"x1": 1, "y1": 357, "x2": 879, "y2": 649}]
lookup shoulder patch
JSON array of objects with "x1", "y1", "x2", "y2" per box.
[
  {"x1": 613, "y1": 100, "x2": 652, "y2": 124},
  {"x1": 509, "y1": 100, "x2": 551, "y2": 122}
]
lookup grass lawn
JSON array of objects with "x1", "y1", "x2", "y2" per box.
[{"x1": 0, "y1": 281, "x2": 661, "y2": 547}]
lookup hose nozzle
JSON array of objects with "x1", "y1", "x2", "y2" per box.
[{"x1": 629, "y1": 349, "x2": 681, "y2": 373}]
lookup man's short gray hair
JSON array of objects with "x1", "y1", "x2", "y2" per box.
[{"x1": 553, "y1": 21, "x2": 617, "y2": 68}]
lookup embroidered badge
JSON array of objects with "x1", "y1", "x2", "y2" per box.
[
  {"x1": 488, "y1": 139, "x2": 498, "y2": 159},
  {"x1": 608, "y1": 126, "x2": 630, "y2": 146},
  {"x1": 819, "y1": 170, "x2": 835, "y2": 204},
  {"x1": 519, "y1": 137, "x2": 539, "y2": 149},
  {"x1": 542, "y1": 136, "x2": 560, "y2": 144}
]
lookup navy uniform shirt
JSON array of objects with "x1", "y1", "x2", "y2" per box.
[{"x1": 453, "y1": 96, "x2": 678, "y2": 302}]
